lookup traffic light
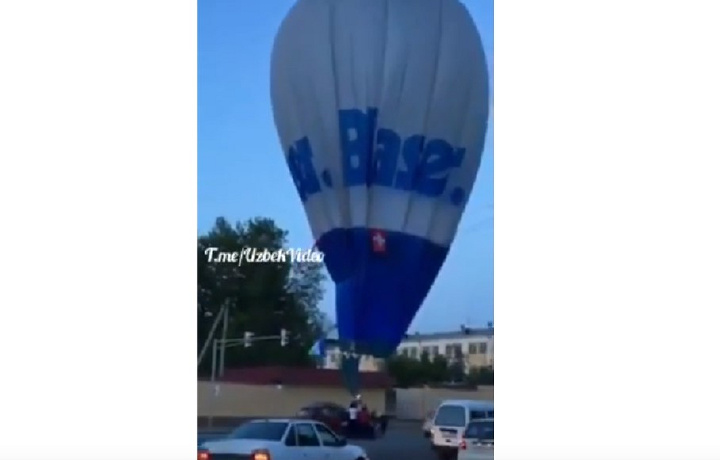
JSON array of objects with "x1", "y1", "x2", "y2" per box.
[
  {"x1": 243, "y1": 331, "x2": 254, "y2": 347},
  {"x1": 280, "y1": 328, "x2": 289, "y2": 347}
]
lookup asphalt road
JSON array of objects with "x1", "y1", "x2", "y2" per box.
[
  {"x1": 354, "y1": 423, "x2": 437, "y2": 460},
  {"x1": 198, "y1": 420, "x2": 439, "y2": 460}
]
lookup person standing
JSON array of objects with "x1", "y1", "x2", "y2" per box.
[{"x1": 347, "y1": 398, "x2": 359, "y2": 436}]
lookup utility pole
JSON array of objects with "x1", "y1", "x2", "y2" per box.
[
  {"x1": 218, "y1": 305, "x2": 230, "y2": 378},
  {"x1": 197, "y1": 302, "x2": 227, "y2": 368}
]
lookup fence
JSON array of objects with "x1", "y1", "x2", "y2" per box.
[
  {"x1": 197, "y1": 381, "x2": 493, "y2": 422},
  {"x1": 197, "y1": 382, "x2": 386, "y2": 418},
  {"x1": 392, "y1": 386, "x2": 494, "y2": 420}
]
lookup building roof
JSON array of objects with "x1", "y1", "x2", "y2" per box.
[
  {"x1": 402, "y1": 327, "x2": 494, "y2": 342},
  {"x1": 213, "y1": 366, "x2": 394, "y2": 389},
  {"x1": 324, "y1": 328, "x2": 494, "y2": 350}
]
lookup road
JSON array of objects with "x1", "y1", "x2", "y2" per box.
[
  {"x1": 198, "y1": 420, "x2": 439, "y2": 460},
  {"x1": 354, "y1": 423, "x2": 437, "y2": 460}
]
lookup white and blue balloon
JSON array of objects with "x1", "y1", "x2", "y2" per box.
[{"x1": 271, "y1": 0, "x2": 490, "y2": 393}]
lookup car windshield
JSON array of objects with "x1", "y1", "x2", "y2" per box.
[
  {"x1": 228, "y1": 422, "x2": 288, "y2": 441},
  {"x1": 434, "y1": 405, "x2": 466, "y2": 427},
  {"x1": 465, "y1": 420, "x2": 494, "y2": 440}
]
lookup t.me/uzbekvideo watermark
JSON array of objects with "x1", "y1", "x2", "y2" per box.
[{"x1": 204, "y1": 247, "x2": 324, "y2": 265}]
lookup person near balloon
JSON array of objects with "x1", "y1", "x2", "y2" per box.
[
  {"x1": 357, "y1": 403, "x2": 372, "y2": 436},
  {"x1": 346, "y1": 397, "x2": 359, "y2": 436}
]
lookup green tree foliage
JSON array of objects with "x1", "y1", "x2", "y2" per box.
[
  {"x1": 447, "y1": 351, "x2": 467, "y2": 383},
  {"x1": 385, "y1": 351, "x2": 493, "y2": 387},
  {"x1": 198, "y1": 217, "x2": 327, "y2": 376},
  {"x1": 466, "y1": 366, "x2": 494, "y2": 386}
]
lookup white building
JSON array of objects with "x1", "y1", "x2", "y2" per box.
[{"x1": 321, "y1": 325, "x2": 494, "y2": 372}]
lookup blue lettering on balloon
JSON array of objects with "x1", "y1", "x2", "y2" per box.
[
  {"x1": 338, "y1": 108, "x2": 378, "y2": 187},
  {"x1": 338, "y1": 107, "x2": 468, "y2": 204},
  {"x1": 394, "y1": 135, "x2": 424, "y2": 191},
  {"x1": 372, "y1": 128, "x2": 401, "y2": 187},
  {"x1": 285, "y1": 107, "x2": 468, "y2": 206},
  {"x1": 286, "y1": 136, "x2": 321, "y2": 202},
  {"x1": 415, "y1": 140, "x2": 465, "y2": 197}
]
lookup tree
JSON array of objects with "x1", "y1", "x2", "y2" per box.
[
  {"x1": 385, "y1": 354, "x2": 426, "y2": 387},
  {"x1": 447, "y1": 350, "x2": 466, "y2": 383},
  {"x1": 426, "y1": 354, "x2": 450, "y2": 383},
  {"x1": 197, "y1": 217, "x2": 327, "y2": 375},
  {"x1": 385, "y1": 353, "x2": 452, "y2": 387},
  {"x1": 466, "y1": 366, "x2": 494, "y2": 386},
  {"x1": 286, "y1": 258, "x2": 329, "y2": 339}
]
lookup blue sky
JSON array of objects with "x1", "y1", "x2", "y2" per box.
[{"x1": 198, "y1": 0, "x2": 494, "y2": 333}]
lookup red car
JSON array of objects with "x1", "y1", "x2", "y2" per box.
[{"x1": 296, "y1": 401, "x2": 349, "y2": 434}]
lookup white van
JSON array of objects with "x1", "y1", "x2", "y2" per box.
[{"x1": 430, "y1": 400, "x2": 494, "y2": 460}]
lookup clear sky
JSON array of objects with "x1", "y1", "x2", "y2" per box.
[{"x1": 198, "y1": 0, "x2": 494, "y2": 333}]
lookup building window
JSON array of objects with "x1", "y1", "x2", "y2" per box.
[
  {"x1": 445, "y1": 343, "x2": 462, "y2": 358},
  {"x1": 422, "y1": 346, "x2": 430, "y2": 356},
  {"x1": 431, "y1": 346, "x2": 439, "y2": 356},
  {"x1": 479, "y1": 342, "x2": 488, "y2": 354},
  {"x1": 409, "y1": 347, "x2": 418, "y2": 359},
  {"x1": 469, "y1": 343, "x2": 478, "y2": 354},
  {"x1": 453, "y1": 344, "x2": 462, "y2": 358},
  {"x1": 330, "y1": 353, "x2": 338, "y2": 363}
]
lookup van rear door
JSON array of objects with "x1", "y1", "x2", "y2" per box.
[{"x1": 432, "y1": 404, "x2": 467, "y2": 447}]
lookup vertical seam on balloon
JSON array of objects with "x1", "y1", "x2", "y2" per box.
[
  {"x1": 279, "y1": 47, "x2": 328, "y2": 240},
  {"x1": 400, "y1": 1, "x2": 444, "y2": 245},
  {"x1": 363, "y1": 0, "x2": 391, "y2": 252},
  {"x1": 326, "y1": 0, "x2": 349, "y2": 236},
  {"x1": 275, "y1": 9, "x2": 336, "y2": 243},
  {"x1": 421, "y1": 1, "x2": 448, "y2": 245},
  {"x1": 311, "y1": 2, "x2": 343, "y2": 241},
  {"x1": 437, "y1": 22, "x2": 490, "y2": 246},
  {"x1": 327, "y1": 0, "x2": 357, "y2": 357},
  {"x1": 395, "y1": 1, "x2": 445, "y2": 339},
  {"x1": 364, "y1": 0, "x2": 390, "y2": 243}
]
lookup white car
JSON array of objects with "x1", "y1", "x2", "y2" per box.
[
  {"x1": 198, "y1": 418, "x2": 370, "y2": 460},
  {"x1": 430, "y1": 400, "x2": 494, "y2": 460},
  {"x1": 458, "y1": 419, "x2": 494, "y2": 460}
]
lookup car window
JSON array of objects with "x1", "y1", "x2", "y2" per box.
[
  {"x1": 434, "y1": 405, "x2": 466, "y2": 427},
  {"x1": 229, "y1": 422, "x2": 288, "y2": 441},
  {"x1": 295, "y1": 423, "x2": 321, "y2": 447},
  {"x1": 314, "y1": 423, "x2": 341, "y2": 446},
  {"x1": 320, "y1": 407, "x2": 338, "y2": 418},
  {"x1": 326, "y1": 404, "x2": 346, "y2": 415},
  {"x1": 464, "y1": 420, "x2": 494, "y2": 440},
  {"x1": 470, "y1": 409, "x2": 490, "y2": 420},
  {"x1": 297, "y1": 407, "x2": 315, "y2": 417},
  {"x1": 284, "y1": 426, "x2": 297, "y2": 446}
]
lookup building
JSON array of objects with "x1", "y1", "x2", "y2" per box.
[{"x1": 321, "y1": 325, "x2": 494, "y2": 372}]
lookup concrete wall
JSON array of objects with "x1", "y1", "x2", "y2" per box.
[
  {"x1": 198, "y1": 382, "x2": 386, "y2": 418},
  {"x1": 198, "y1": 382, "x2": 493, "y2": 422},
  {"x1": 394, "y1": 386, "x2": 495, "y2": 420}
]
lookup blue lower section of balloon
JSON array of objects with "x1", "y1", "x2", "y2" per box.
[{"x1": 318, "y1": 228, "x2": 449, "y2": 358}]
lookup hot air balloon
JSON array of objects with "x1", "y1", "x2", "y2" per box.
[{"x1": 270, "y1": 0, "x2": 490, "y2": 394}]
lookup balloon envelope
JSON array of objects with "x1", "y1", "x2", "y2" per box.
[{"x1": 271, "y1": 0, "x2": 490, "y2": 367}]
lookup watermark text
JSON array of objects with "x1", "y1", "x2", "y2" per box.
[{"x1": 204, "y1": 247, "x2": 324, "y2": 265}]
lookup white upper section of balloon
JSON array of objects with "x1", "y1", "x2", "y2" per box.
[{"x1": 270, "y1": 0, "x2": 490, "y2": 247}]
